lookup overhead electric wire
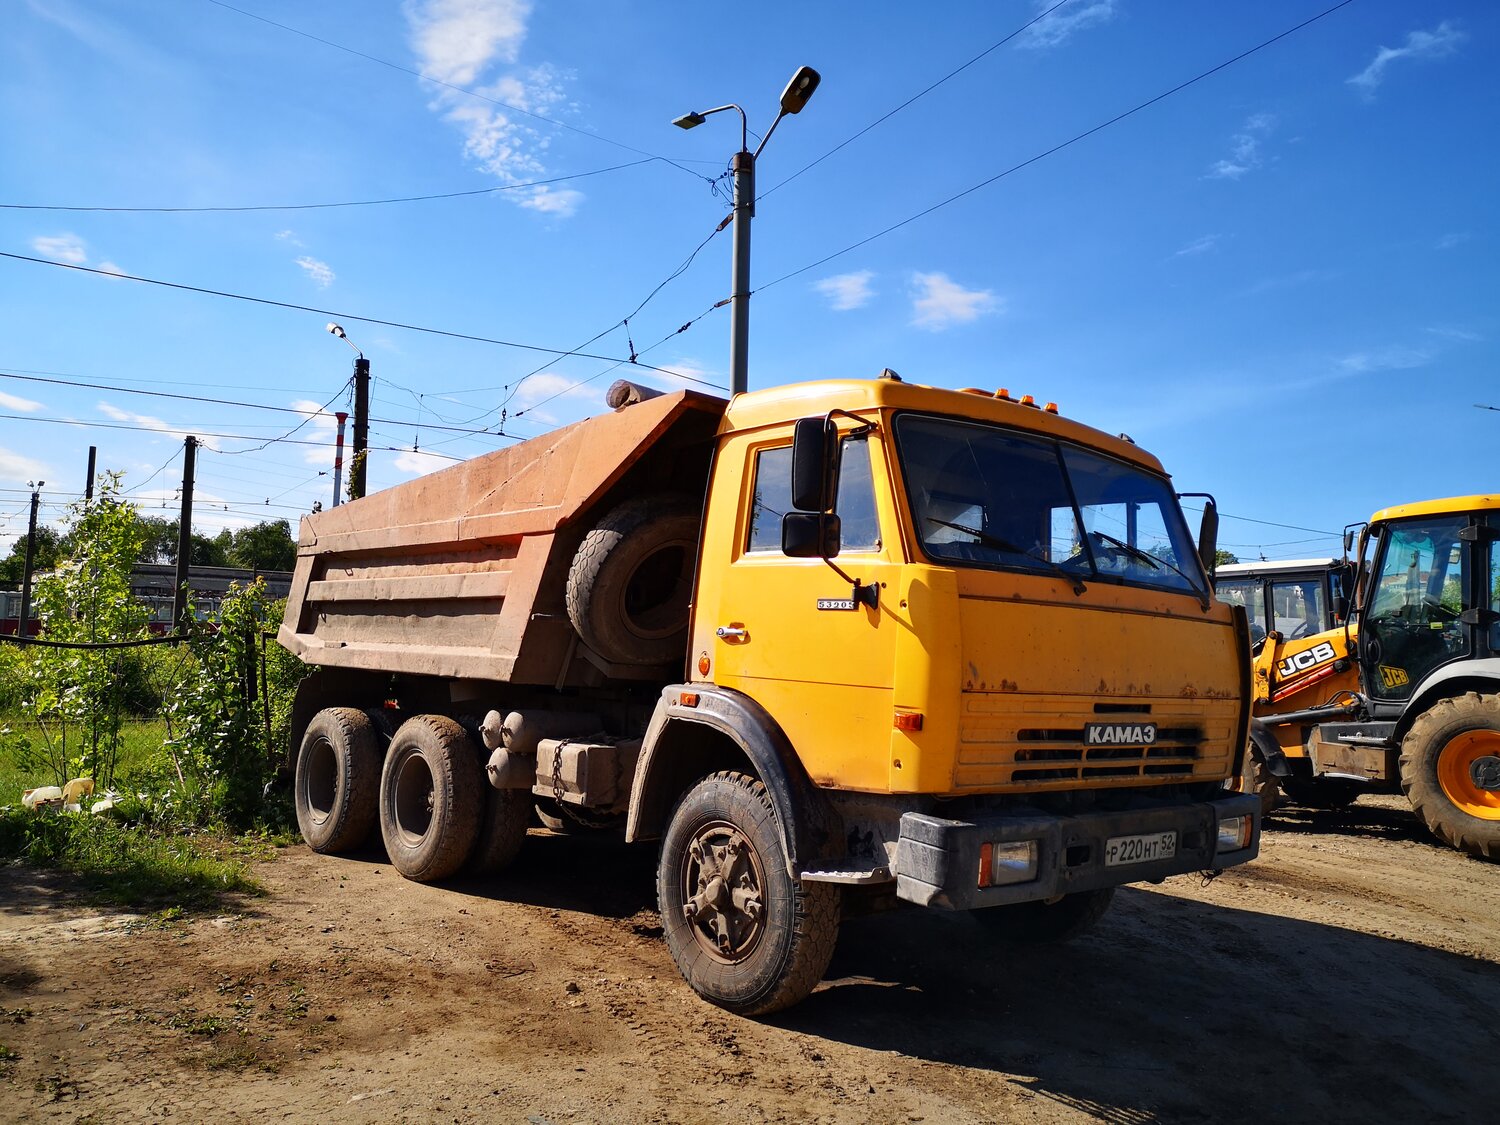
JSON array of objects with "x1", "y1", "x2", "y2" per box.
[
  {"x1": 756, "y1": 0, "x2": 1358, "y2": 295},
  {"x1": 0, "y1": 252, "x2": 692, "y2": 378},
  {"x1": 120, "y1": 448, "x2": 184, "y2": 498},
  {"x1": 0, "y1": 159, "x2": 662, "y2": 214},
  {"x1": 762, "y1": 0, "x2": 1078, "y2": 201},
  {"x1": 0, "y1": 410, "x2": 423, "y2": 454},
  {"x1": 201, "y1": 0, "x2": 714, "y2": 181}
]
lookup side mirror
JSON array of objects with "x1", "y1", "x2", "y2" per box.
[
  {"x1": 782, "y1": 512, "x2": 841, "y2": 558},
  {"x1": 1197, "y1": 498, "x2": 1220, "y2": 578},
  {"x1": 790, "y1": 416, "x2": 837, "y2": 513},
  {"x1": 1343, "y1": 529, "x2": 1355, "y2": 555}
]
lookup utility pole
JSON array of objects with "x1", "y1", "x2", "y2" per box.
[
  {"x1": 84, "y1": 446, "x2": 96, "y2": 501},
  {"x1": 327, "y1": 323, "x2": 368, "y2": 500},
  {"x1": 351, "y1": 355, "x2": 370, "y2": 500},
  {"x1": 17, "y1": 480, "x2": 44, "y2": 638},
  {"x1": 172, "y1": 436, "x2": 197, "y2": 633},
  {"x1": 332, "y1": 410, "x2": 348, "y2": 508}
]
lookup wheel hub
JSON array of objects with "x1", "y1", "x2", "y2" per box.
[
  {"x1": 1471, "y1": 756, "x2": 1500, "y2": 792},
  {"x1": 680, "y1": 822, "x2": 765, "y2": 963},
  {"x1": 1437, "y1": 731, "x2": 1500, "y2": 819}
]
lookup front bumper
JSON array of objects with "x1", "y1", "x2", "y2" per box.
[{"x1": 895, "y1": 792, "x2": 1260, "y2": 910}]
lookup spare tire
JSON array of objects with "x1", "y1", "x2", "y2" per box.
[{"x1": 566, "y1": 495, "x2": 699, "y2": 666}]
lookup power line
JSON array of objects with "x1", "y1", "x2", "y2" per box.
[
  {"x1": 0, "y1": 251, "x2": 693, "y2": 378},
  {"x1": 0, "y1": 409, "x2": 450, "y2": 455},
  {"x1": 762, "y1": 0, "x2": 1077, "y2": 201},
  {"x1": 201, "y1": 0, "x2": 714, "y2": 181},
  {"x1": 0, "y1": 159, "x2": 661, "y2": 214},
  {"x1": 757, "y1": 0, "x2": 1358, "y2": 294}
]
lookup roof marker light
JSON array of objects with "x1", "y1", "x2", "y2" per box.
[
  {"x1": 1020, "y1": 394, "x2": 1038, "y2": 408},
  {"x1": 1045, "y1": 402, "x2": 1059, "y2": 414},
  {"x1": 996, "y1": 388, "x2": 1013, "y2": 401}
]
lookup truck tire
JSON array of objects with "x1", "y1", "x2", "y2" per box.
[
  {"x1": 295, "y1": 707, "x2": 381, "y2": 854},
  {"x1": 379, "y1": 714, "x2": 483, "y2": 882},
  {"x1": 468, "y1": 788, "x2": 529, "y2": 874},
  {"x1": 657, "y1": 771, "x2": 839, "y2": 1016},
  {"x1": 970, "y1": 888, "x2": 1114, "y2": 943},
  {"x1": 566, "y1": 496, "x2": 699, "y2": 666},
  {"x1": 1400, "y1": 692, "x2": 1500, "y2": 861}
]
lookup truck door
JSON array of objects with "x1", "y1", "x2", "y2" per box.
[
  {"x1": 1361, "y1": 516, "x2": 1471, "y2": 701},
  {"x1": 699, "y1": 427, "x2": 900, "y2": 792}
]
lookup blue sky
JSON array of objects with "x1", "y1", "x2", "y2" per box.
[{"x1": 1, "y1": 0, "x2": 1494, "y2": 562}]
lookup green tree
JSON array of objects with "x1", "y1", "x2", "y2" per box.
[
  {"x1": 227, "y1": 520, "x2": 297, "y2": 571},
  {"x1": 0, "y1": 526, "x2": 62, "y2": 589},
  {"x1": 25, "y1": 473, "x2": 152, "y2": 786},
  {"x1": 1214, "y1": 549, "x2": 1240, "y2": 567}
]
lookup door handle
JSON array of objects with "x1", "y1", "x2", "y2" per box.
[{"x1": 715, "y1": 625, "x2": 749, "y2": 643}]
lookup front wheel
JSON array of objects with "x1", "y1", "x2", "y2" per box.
[
  {"x1": 971, "y1": 888, "x2": 1114, "y2": 943},
  {"x1": 1400, "y1": 692, "x2": 1500, "y2": 861},
  {"x1": 657, "y1": 771, "x2": 839, "y2": 1016}
]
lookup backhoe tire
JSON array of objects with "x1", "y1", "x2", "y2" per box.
[
  {"x1": 468, "y1": 788, "x2": 530, "y2": 875},
  {"x1": 295, "y1": 708, "x2": 381, "y2": 854},
  {"x1": 1400, "y1": 692, "x2": 1500, "y2": 861},
  {"x1": 657, "y1": 771, "x2": 839, "y2": 1016},
  {"x1": 566, "y1": 496, "x2": 699, "y2": 666},
  {"x1": 379, "y1": 714, "x2": 483, "y2": 882},
  {"x1": 970, "y1": 887, "x2": 1115, "y2": 944},
  {"x1": 1238, "y1": 749, "x2": 1282, "y2": 820}
]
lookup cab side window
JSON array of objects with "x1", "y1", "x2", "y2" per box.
[
  {"x1": 746, "y1": 436, "x2": 880, "y2": 554},
  {"x1": 1490, "y1": 540, "x2": 1500, "y2": 653}
]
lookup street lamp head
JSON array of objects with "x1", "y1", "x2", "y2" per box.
[
  {"x1": 326, "y1": 322, "x2": 347, "y2": 339},
  {"x1": 778, "y1": 66, "x2": 821, "y2": 115},
  {"x1": 672, "y1": 111, "x2": 706, "y2": 130}
]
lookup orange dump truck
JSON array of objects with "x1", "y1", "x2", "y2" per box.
[{"x1": 279, "y1": 373, "x2": 1261, "y2": 1014}]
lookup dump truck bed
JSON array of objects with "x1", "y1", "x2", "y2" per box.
[{"x1": 278, "y1": 389, "x2": 724, "y2": 686}]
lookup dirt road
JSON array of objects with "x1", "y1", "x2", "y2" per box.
[{"x1": 3, "y1": 795, "x2": 1497, "y2": 1123}]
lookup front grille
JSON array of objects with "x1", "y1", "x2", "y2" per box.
[{"x1": 957, "y1": 695, "x2": 1234, "y2": 791}]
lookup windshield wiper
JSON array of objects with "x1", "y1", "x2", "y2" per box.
[
  {"x1": 1089, "y1": 530, "x2": 1207, "y2": 606},
  {"x1": 927, "y1": 518, "x2": 1085, "y2": 595}
]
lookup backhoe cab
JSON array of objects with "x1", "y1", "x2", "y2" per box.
[{"x1": 1246, "y1": 495, "x2": 1500, "y2": 859}]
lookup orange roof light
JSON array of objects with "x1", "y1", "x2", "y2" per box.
[
  {"x1": 1019, "y1": 394, "x2": 1037, "y2": 408},
  {"x1": 893, "y1": 710, "x2": 923, "y2": 732},
  {"x1": 996, "y1": 388, "x2": 1013, "y2": 401},
  {"x1": 1044, "y1": 402, "x2": 1059, "y2": 414}
]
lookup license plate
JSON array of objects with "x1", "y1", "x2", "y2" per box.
[{"x1": 1104, "y1": 830, "x2": 1177, "y2": 867}]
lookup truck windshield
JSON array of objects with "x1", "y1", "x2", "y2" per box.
[{"x1": 894, "y1": 414, "x2": 1206, "y2": 596}]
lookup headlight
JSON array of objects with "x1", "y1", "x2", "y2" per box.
[
  {"x1": 1216, "y1": 814, "x2": 1252, "y2": 853},
  {"x1": 979, "y1": 839, "x2": 1039, "y2": 886}
]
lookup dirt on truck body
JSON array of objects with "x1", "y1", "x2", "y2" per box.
[{"x1": 279, "y1": 373, "x2": 1263, "y2": 1015}]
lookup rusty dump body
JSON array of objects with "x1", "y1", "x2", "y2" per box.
[{"x1": 278, "y1": 388, "x2": 724, "y2": 687}]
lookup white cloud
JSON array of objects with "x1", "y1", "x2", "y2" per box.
[
  {"x1": 1335, "y1": 347, "x2": 1430, "y2": 374},
  {"x1": 406, "y1": 0, "x2": 530, "y2": 86},
  {"x1": 508, "y1": 371, "x2": 606, "y2": 425},
  {"x1": 275, "y1": 229, "x2": 304, "y2": 248},
  {"x1": 1348, "y1": 21, "x2": 1466, "y2": 98},
  {"x1": 1425, "y1": 325, "x2": 1482, "y2": 343},
  {"x1": 0, "y1": 390, "x2": 44, "y2": 412},
  {"x1": 405, "y1": 3, "x2": 583, "y2": 218},
  {"x1": 0, "y1": 446, "x2": 50, "y2": 480},
  {"x1": 814, "y1": 271, "x2": 876, "y2": 311},
  {"x1": 296, "y1": 256, "x2": 335, "y2": 288},
  {"x1": 32, "y1": 233, "x2": 88, "y2": 264},
  {"x1": 649, "y1": 359, "x2": 721, "y2": 394},
  {"x1": 290, "y1": 398, "x2": 344, "y2": 466},
  {"x1": 1174, "y1": 234, "x2": 1221, "y2": 258},
  {"x1": 96, "y1": 401, "x2": 220, "y2": 451},
  {"x1": 910, "y1": 272, "x2": 999, "y2": 331},
  {"x1": 1435, "y1": 231, "x2": 1471, "y2": 250},
  {"x1": 1019, "y1": 0, "x2": 1116, "y2": 49},
  {"x1": 393, "y1": 449, "x2": 454, "y2": 476},
  {"x1": 96, "y1": 260, "x2": 125, "y2": 277},
  {"x1": 1206, "y1": 114, "x2": 1276, "y2": 181}
]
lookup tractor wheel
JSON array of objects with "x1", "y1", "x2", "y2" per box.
[
  {"x1": 295, "y1": 707, "x2": 381, "y2": 853},
  {"x1": 1400, "y1": 692, "x2": 1500, "y2": 861},
  {"x1": 657, "y1": 771, "x2": 839, "y2": 1016},
  {"x1": 970, "y1": 888, "x2": 1115, "y2": 944},
  {"x1": 1281, "y1": 776, "x2": 1363, "y2": 811},
  {"x1": 379, "y1": 714, "x2": 483, "y2": 882},
  {"x1": 566, "y1": 496, "x2": 699, "y2": 666}
]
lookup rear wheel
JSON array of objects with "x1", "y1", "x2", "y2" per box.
[
  {"x1": 468, "y1": 788, "x2": 530, "y2": 874},
  {"x1": 379, "y1": 715, "x2": 483, "y2": 882},
  {"x1": 1400, "y1": 692, "x2": 1500, "y2": 861},
  {"x1": 657, "y1": 771, "x2": 839, "y2": 1016},
  {"x1": 295, "y1": 708, "x2": 381, "y2": 853},
  {"x1": 970, "y1": 888, "x2": 1114, "y2": 943}
]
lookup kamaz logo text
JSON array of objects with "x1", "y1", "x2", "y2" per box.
[
  {"x1": 1277, "y1": 641, "x2": 1338, "y2": 679},
  {"x1": 1084, "y1": 722, "x2": 1158, "y2": 745}
]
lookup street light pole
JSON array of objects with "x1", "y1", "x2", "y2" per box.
[
  {"x1": 674, "y1": 66, "x2": 820, "y2": 397},
  {"x1": 18, "y1": 480, "x2": 44, "y2": 638}
]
